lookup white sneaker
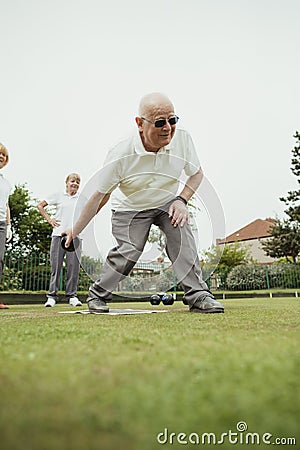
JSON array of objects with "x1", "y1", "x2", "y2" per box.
[
  {"x1": 45, "y1": 297, "x2": 56, "y2": 307},
  {"x1": 69, "y1": 297, "x2": 83, "y2": 307}
]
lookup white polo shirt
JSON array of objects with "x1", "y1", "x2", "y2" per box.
[
  {"x1": 45, "y1": 192, "x2": 88, "y2": 238},
  {"x1": 0, "y1": 173, "x2": 12, "y2": 222},
  {"x1": 96, "y1": 128, "x2": 201, "y2": 211}
]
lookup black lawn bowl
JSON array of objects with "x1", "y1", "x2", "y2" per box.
[
  {"x1": 150, "y1": 294, "x2": 161, "y2": 306},
  {"x1": 161, "y1": 294, "x2": 174, "y2": 306},
  {"x1": 61, "y1": 235, "x2": 75, "y2": 252}
]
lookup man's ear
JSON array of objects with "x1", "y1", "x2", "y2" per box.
[{"x1": 135, "y1": 116, "x2": 143, "y2": 131}]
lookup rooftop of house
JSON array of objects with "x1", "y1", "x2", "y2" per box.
[{"x1": 217, "y1": 218, "x2": 275, "y2": 244}]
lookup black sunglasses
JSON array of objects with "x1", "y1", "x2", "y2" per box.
[{"x1": 141, "y1": 116, "x2": 179, "y2": 128}]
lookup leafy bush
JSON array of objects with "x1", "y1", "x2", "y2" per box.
[
  {"x1": 268, "y1": 263, "x2": 300, "y2": 288},
  {"x1": 226, "y1": 264, "x2": 267, "y2": 290},
  {"x1": 226, "y1": 263, "x2": 300, "y2": 290},
  {"x1": 0, "y1": 267, "x2": 23, "y2": 291}
]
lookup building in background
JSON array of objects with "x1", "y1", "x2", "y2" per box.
[{"x1": 217, "y1": 218, "x2": 276, "y2": 263}]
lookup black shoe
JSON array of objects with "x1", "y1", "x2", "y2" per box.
[
  {"x1": 190, "y1": 297, "x2": 224, "y2": 314},
  {"x1": 87, "y1": 298, "x2": 109, "y2": 313}
]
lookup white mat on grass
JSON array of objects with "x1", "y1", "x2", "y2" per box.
[{"x1": 58, "y1": 309, "x2": 169, "y2": 316}]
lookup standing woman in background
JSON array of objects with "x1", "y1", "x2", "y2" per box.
[
  {"x1": 37, "y1": 173, "x2": 87, "y2": 307},
  {"x1": 0, "y1": 143, "x2": 12, "y2": 309}
]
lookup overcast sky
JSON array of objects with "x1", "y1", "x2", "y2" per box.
[{"x1": 1, "y1": 0, "x2": 299, "y2": 260}]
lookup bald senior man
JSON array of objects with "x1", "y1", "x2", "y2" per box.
[{"x1": 63, "y1": 93, "x2": 224, "y2": 314}]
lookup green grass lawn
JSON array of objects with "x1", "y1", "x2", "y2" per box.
[{"x1": 1, "y1": 298, "x2": 299, "y2": 450}]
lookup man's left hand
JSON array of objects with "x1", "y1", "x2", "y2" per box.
[{"x1": 168, "y1": 200, "x2": 189, "y2": 228}]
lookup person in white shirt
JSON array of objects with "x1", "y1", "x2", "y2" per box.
[
  {"x1": 63, "y1": 93, "x2": 224, "y2": 314},
  {"x1": 0, "y1": 143, "x2": 12, "y2": 309},
  {"x1": 37, "y1": 173, "x2": 87, "y2": 307}
]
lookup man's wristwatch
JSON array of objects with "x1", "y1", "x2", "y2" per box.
[{"x1": 175, "y1": 195, "x2": 188, "y2": 205}]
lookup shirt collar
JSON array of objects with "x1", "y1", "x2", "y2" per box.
[
  {"x1": 64, "y1": 192, "x2": 79, "y2": 198},
  {"x1": 133, "y1": 131, "x2": 173, "y2": 155}
]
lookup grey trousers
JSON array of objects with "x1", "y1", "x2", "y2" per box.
[
  {"x1": 88, "y1": 201, "x2": 213, "y2": 307},
  {"x1": 0, "y1": 221, "x2": 7, "y2": 282},
  {"x1": 47, "y1": 236, "x2": 82, "y2": 300}
]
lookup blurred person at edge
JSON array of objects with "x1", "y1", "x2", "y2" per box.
[
  {"x1": 63, "y1": 93, "x2": 224, "y2": 314},
  {"x1": 0, "y1": 143, "x2": 12, "y2": 309},
  {"x1": 37, "y1": 173, "x2": 87, "y2": 307}
]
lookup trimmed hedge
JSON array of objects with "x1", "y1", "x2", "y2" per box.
[{"x1": 226, "y1": 263, "x2": 300, "y2": 290}]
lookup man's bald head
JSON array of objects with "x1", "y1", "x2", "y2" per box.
[{"x1": 138, "y1": 92, "x2": 174, "y2": 117}]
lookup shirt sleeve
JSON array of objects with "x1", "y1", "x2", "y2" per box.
[
  {"x1": 184, "y1": 132, "x2": 201, "y2": 176},
  {"x1": 44, "y1": 192, "x2": 60, "y2": 206},
  {"x1": 96, "y1": 151, "x2": 121, "y2": 194}
]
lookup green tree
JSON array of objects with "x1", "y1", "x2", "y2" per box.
[
  {"x1": 280, "y1": 131, "x2": 300, "y2": 222},
  {"x1": 8, "y1": 184, "x2": 52, "y2": 255},
  {"x1": 201, "y1": 242, "x2": 252, "y2": 287},
  {"x1": 261, "y1": 218, "x2": 300, "y2": 263},
  {"x1": 262, "y1": 132, "x2": 300, "y2": 262},
  {"x1": 148, "y1": 225, "x2": 167, "y2": 260}
]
